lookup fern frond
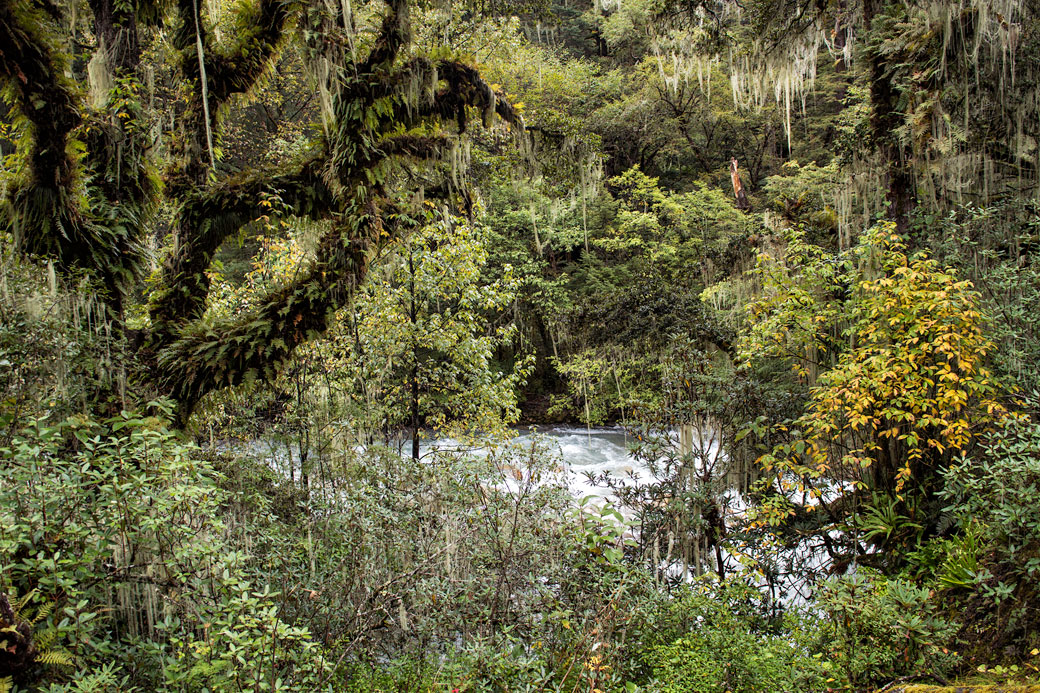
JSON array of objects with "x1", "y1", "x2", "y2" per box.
[
  {"x1": 37, "y1": 648, "x2": 74, "y2": 667},
  {"x1": 34, "y1": 626, "x2": 59, "y2": 651},
  {"x1": 14, "y1": 589, "x2": 37, "y2": 614},
  {"x1": 0, "y1": 676, "x2": 12, "y2": 693},
  {"x1": 30, "y1": 599, "x2": 54, "y2": 627}
]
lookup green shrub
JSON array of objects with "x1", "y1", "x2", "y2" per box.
[
  {"x1": 0, "y1": 408, "x2": 329, "y2": 690},
  {"x1": 643, "y1": 580, "x2": 828, "y2": 693},
  {"x1": 341, "y1": 638, "x2": 565, "y2": 693},
  {"x1": 939, "y1": 413, "x2": 1040, "y2": 650},
  {"x1": 816, "y1": 570, "x2": 959, "y2": 688}
]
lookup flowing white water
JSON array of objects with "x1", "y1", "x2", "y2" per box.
[
  {"x1": 241, "y1": 425, "x2": 647, "y2": 496},
  {"x1": 421, "y1": 426, "x2": 649, "y2": 500},
  {"x1": 252, "y1": 427, "x2": 828, "y2": 600},
  {"x1": 426, "y1": 427, "x2": 830, "y2": 604}
]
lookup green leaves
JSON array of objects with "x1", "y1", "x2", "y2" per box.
[
  {"x1": 938, "y1": 413, "x2": 1040, "y2": 639},
  {"x1": 0, "y1": 409, "x2": 337, "y2": 689},
  {"x1": 336, "y1": 211, "x2": 528, "y2": 442},
  {"x1": 646, "y1": 580, "x2": 829, "y2": 693},
  {"x1": 744, "y1": 222, "x2": 1006, "y2": 530},
  {"x1": 816, "y1": 571, "x2": 960, "y2": 688}
]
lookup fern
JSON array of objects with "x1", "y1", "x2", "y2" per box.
[
  {"x1": 34, "y1": 625, "x2": 59, "y2": 651},
  {"x1": 29, "y1": 599, "x2": 54, "y2": 627},
  {"x1": 12, "y1": 589, "x2": 37, "y2": 615},
  {"x1": 54, "y1": 662, "x2": 134, "y2": 692},
  {"x1": 2, "y1": 589, "x2": 77, "y2": 680},
  {"x1": 38, "y1": 649, "x2": 75, "y2": 667}
]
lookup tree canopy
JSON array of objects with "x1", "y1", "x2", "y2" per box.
[
  {"x1": 1, "y1": 0, "x2": 521, "y2": 422},
  {"x1": 6, "y1": 0, "x2": 1040, "y2": 688}
]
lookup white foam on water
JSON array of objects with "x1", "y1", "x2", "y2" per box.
[
  {"x1": 245, "y1": 428, "x2": 832, "y2": 600},
  {"x1": 421, "y1": 426, "x2": 647, "y2": 501}
]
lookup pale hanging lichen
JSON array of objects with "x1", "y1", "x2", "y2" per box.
[
  {"x1": 87, "y1": 39, "x2": 113, "y2": 109},
  {"x1": 716, "y1": 0, "x2": 1037, "y2": 237}
]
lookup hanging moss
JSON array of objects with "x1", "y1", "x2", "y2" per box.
[
  {"x1": 722, "y1": 0, "x2": 1038, "y2": 238},
  {"x1": 3, "y1": 0, "x2": 525, "y2": 421}
]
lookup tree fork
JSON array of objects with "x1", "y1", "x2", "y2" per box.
[
  {"x1": 2, "y1": 0, "x2": 524, "y2": 424},
  {"x1": 169, "y1": 0, "x2": 293, "y2": 192},
  {"x1": 157, "y1": 195, "x2": 394, "y2": 423}
]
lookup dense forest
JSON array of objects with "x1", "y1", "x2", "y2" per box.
[{"x1": 2, "y1": 0, "x2": 1040, "y2": 688}]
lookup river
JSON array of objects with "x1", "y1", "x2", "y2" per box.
[
  {"x1": 255, "y1": 425, "x2": 823, "y2": 600},
  {"x1": 420, "y1": 425, "x2": 650, "y2": 501}
]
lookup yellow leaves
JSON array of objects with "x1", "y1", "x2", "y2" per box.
[
  {"x1": 752, "y1": 222, "x2": 1006, "y2": 518},
  {"x1": 894, "y1": 465, "x2": 913, "y2": 492}
]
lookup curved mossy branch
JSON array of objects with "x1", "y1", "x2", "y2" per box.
[
  {"x1": 341, "y1": 57, "x2": 520, "y2": 138},
  {"x1": 152, "y1": 131, "x2": 455, "y2": 335},
  {"x1": 346, "y1": 57, "x2": 521, "y2": 132},
  {"x1": 181, "y1": 0, "x2": 293, "y2": 104},
  {"x1": 150, "y1": 153, "x2": 336, "y2": 329},
  {"x1": 414, "y1": 60, "x2": 522, "y2": 132},
  {"x1": 152, "y1": 49, "x2": 516, "y2": 339},
  {"x1": 156, "y1": 194, "x2": 402, "y2": 422},
  {"x1": 361, "y1": 0, "x2": 410, "y2": 74},
  {"x1": 169, "y1": 0, "x2": 293, "y2": 189},
  {"x1": 0, "y1": 0, "x2": 81, "y2": 196},
  {"x1": 347, "y1": 56, "x2": 436, "y2": 104},
  {"x1": 378, "y1": 134, "x2": 455, "y2": 160}
]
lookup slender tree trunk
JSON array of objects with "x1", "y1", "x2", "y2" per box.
[
  {"x1": 411, "y1": 365, "x2": 420, "y2": 460},
  {"x1": 86, "y1": 0, "x2": 144, "y2": 415},
  {"x1": 87, "y1": 0, "x2": 141, "y2": 74},
  {"x1": 409, "y1": 250, "x2": 420, "y2": 460}
]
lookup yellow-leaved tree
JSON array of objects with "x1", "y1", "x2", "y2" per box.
[{"x1": 743, "y1": 223, "x2": 1007, "y2": 550}]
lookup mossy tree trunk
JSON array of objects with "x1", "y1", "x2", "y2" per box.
[
  {"x1": 862, "y1": 0, "x2": 916, "y2": 236},
  {"x1": 0, "y1": 0, "x2": 521, "y2": 424}
]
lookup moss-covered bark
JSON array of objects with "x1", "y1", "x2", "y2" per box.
[
  {"x1": 156, "y1": 195, "x2": 390, "y2": 422},
  {"x1": 0, "y1": 0, "x2": 522, "y2": 423}
]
